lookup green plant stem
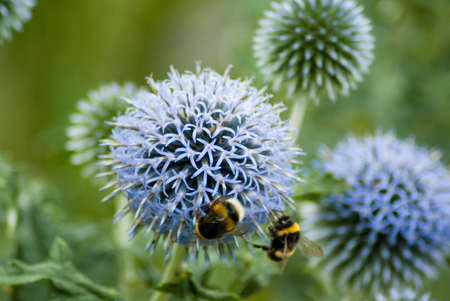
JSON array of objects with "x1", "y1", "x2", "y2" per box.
[
  {"x1": 114, "y1": 196, "x2": 136, "y2": 297},
  {"x1": 5, "y1": 207, "x2": 18, "y2": 241},
  {"x1": 289, "y1": 95, "x2": 308, "y2": 141},
  {"x1": 150, "y1": 244, "x2": 186, "y2": 301},
  {"x1": 229, "y1": 255, "x2": 251, "y2": 293},
  {"x1": 2, "y1": 206, "x2": 18, "y2": 259}
]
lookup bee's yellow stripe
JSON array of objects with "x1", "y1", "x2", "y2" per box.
[
  {"x1": 195, "y1": 222, "x2": 208, "y2": 240},
  {"x1": 212, "y1": 203, "x2": 236, "y2": 232},
  {"x1": 274, "y1": 248, "x2": 296, "y2": 259},
  {"x1": 224, "y1": 218, "x2": 235, "y2": 232},
  {"x1": 212, "y1": 203, "x2": 228, "y2": 218},
  {"x1": 277, "y1": 223, "x2": 300, "y2": 236}
]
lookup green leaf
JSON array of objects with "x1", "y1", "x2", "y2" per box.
[
  {"x1": 233, "y1": 252, "x2": 278, "y2": 298},
  {"x1": 154, "y1": 281, "x2": 188, "y2": 299},
  {"x1": 51, "y1": 295, "x2": 103, "y2": 301},
  {"x1": 0, "y1": 155, "x2": 19, "y2": 261},
  {"x1": 188, "y1": 276, "x2": 241, "y2": 301},
  {"x1": 0, "y1": 238, "x2": 123, "y2": 301},
  {"x1": 0, "y1": 155, "x2": 18, "y2": 207},
  {"x1": 154, "y1": 272, "x2": 242, "y2": 301},
  {"x1": 49, "y1": 238, "x2": 73, "y2": 262},
  {"x1": 6, "y1": 178, "x2": 118, "y2": 298}
]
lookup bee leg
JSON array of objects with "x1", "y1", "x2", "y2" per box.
[
  {"x1": 249, "y1": 242, "x2": 271, "y2": 252},
  {"x1": 240, "y1": 234, "x2": 270, "y2": 251},
  {"x1": 268, "y1": 225, "x2": 277, "y2": 237}
]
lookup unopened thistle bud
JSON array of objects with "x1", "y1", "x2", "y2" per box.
[
  {"x1": 0, "y1": 0, "x2": 35, "y2": 42},
  {"x1": 254, "y1": 0, "x2": 374, "y2": 102},
  {"x1": 66, "y1": 83, "x2": 143, "y2": 178}
]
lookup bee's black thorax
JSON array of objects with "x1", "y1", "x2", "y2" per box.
[
  {"x1": 224, "y1": 200, "x2": 240, "y2": 223},
  {"x1": 195, "y1": 198, "x2": 243, "y2": 240},
  {"x1": 272, "y1": 231, "x2": 300, "y2": 249},
  {"x1": 196, "y1": 217, "x2": 228, "y2": 240},
  {"x1": 271, "y1": 215, "x2": 295, "y2": 232}
]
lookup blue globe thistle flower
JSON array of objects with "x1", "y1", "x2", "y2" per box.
[
  {"x1": 254, "y1": 0, "x2": 375, "y2": 102},
  {"x1": 0, "y1": 0, "x2": 34, "y2": 42},
  {"x1": 100, "y1": 64, "x2": 302, "y2": 262},
  {"x1": 66, "y1": 83, "x2": 144, "y2": 178},
  {"x1": 307, "y1": 131, "x2": 450, "y2": 294}
]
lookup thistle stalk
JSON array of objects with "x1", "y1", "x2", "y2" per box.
[
  {"x1": 150, "y1": 244, "x2": 186, "y2": 301},
  {"x1": 114, "y1": 196, "x2": 136, "y2": 297},
  {"x1": 289, "y1": 95, "x2": 308, "y2": 140}
]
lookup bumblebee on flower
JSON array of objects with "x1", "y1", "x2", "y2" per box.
[{"x1": 99, "y1": 64, "x2": 304, "y2": 262}]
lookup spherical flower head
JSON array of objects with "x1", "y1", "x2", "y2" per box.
[
  {"x1": 0, "y1": 0, "x2": 34, "y2": 42},
  {"x1": 66, "y1": 83, "x2": 144, "y2": 178},
  {"x1": 308, "y1": 131, "x2": 450, "y2": 294},
  {"x1": 101, "y1": 65, "x2": 302, "y2": 261},
  {"x1": 254, "y1": 0, "x2": 374, "y2": 102}
]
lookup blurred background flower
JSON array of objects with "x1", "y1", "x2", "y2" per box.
[
  {"x1": 102, "y1": 65, "x2": 301, "y2": 261},
  {"x1": 66, "y1": 83, "x2": 143, "y2": 178},
  {"x1": 307, "y1": 131, "x2": 450, "y2": 296},
  {"x1": 376, "y1": 286, "x2": 435, "y2": 301},
  {"x1": 0, "y1": 0, "x2": 34, "y2": 42},
  {"x1": 254, "y1": 0, "x2": 374, "y2": 102}
]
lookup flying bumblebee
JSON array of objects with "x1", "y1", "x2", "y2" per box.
[
  {"x1": 248, "y1": 214, "x2": 323, "y2": 272},
  {"x1": 195, "y1": 197, "x2": 250, "y2": 240}
]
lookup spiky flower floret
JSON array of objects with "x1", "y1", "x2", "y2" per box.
[
  {"x1": 100, "y1": 65, "x2": 302, "y2": 262},
  {"x1": 254, "y1": 0, "x2": 374, "y2": 101},
  {"x1": 66, "y1": 83, "x2": 144, "y2": 178},
  {"x1": 307, "y1": 132, "x2": 450, "y2": 294},
  {"x1": 0, "y1": 0, "x2": 34, "y2": 42}
]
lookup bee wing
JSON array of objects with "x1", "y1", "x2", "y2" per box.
[
  {"x1": 279, "y1": 236, "x2": 289, "y2": 275},
  {"x1": 230, "y1": 223, "x2": 251, "y2": 236},
  {"x1": 298, "y1": 235, "x2": 323, "y2": 257}
]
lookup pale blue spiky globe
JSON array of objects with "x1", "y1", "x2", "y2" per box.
[
  {"x1": 308, "y1": 131, "x2": 450, "y2": 294},
  {"x1": 0, "y1": 0, "x2": 34, "y2": 42},
  {"x1": 100, "y1": 65, "x2": 302, "y2": 261},
  {"x1": 66, "y1": 83, "x2": 144, "y2": 178},
  {"x1": 254, "y1": 0, "x2": 374, "y2": 101},
  {"x1": 376, "y1": 287, "x2": 435, "y2": 301}
]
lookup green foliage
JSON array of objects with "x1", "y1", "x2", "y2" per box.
[
  {"x1": 154, "y1": 271, "x2": 241, "y2": 301},
  {"x1": 0, "y1": 156, "x2": 18, "y2": 260},
  {"x1": 228, "y1": 251, "x2": 279, "y2": 298},
  {"x1": 0, "y1": 155, "x2": 18, "y2": 206},
  {"x1": 0, "y1": 0, "x2": 449, "y2": 300},
  {"x1": 0, "y1": 171, "x2": 120, "y2": 301},
  {"x1": 0, "y1": 238, "x2": 123, "y2": 301},
  {"x1": 294, "y1": 170, "x2": 347, "y2": 202}
]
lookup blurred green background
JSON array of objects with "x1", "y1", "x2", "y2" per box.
[{"x1": 0, "y1": 0, "x2": 449, "y2": 300}]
